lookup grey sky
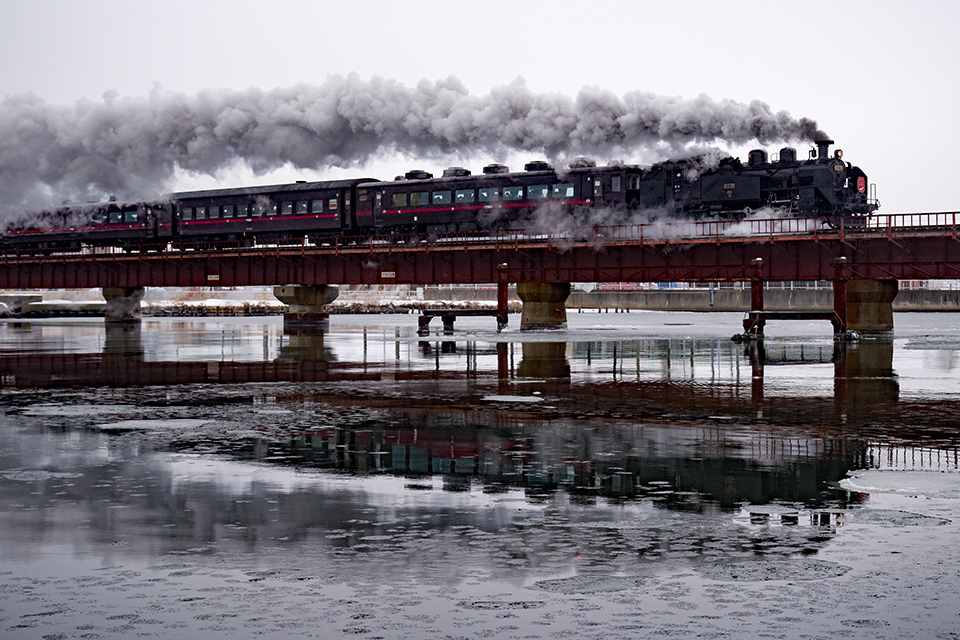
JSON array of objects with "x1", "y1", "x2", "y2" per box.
[{"x1": 1, "y1": 0, "x2": 957, "y2": 212}]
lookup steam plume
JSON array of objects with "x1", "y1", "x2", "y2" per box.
[{"x1": 0, "y1": 75, "x2": 827, "y2": 209}]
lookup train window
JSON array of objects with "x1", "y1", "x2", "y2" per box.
[
  {"x1": 182, "y1": 207, "x2": 193, "y2": 220},
  {"x1": 432, "y1": 191, "x2": 451, "y2": 204},
  {"x1": 328, "y1": 198, "x2": 338, "y2": 211},
  {"x1": 392, "y1": 193, "x2": 408, "y2": 207},
  {"x1": 93, "y1": 211, "x2": 107, "y2": 224},
  {"x1": 222, "y1": 205, "x2": 234, "y2": 219},
  {"x1": 627, "y1": 174, "x2": 641, "y2": 190},
  {"x1": 611, "y1": 176, "x2": 621, "y2": 192},
  {"x1": 593, "y1": 178, "x2": 602, "y2": 198},
  {"x1": 237, "y1": 204, "x2": 249, "y2": 218},
  {"x1": 269, "y1": 203, "x2": 278, "y2": 215},
  {"x1": 527, "y1": 185, "x2": 549, "y2": 200},
  {"x1": 297, "y1": 201, "x2": 308, "y2": 214},
  {"x1": 311, "y1": 199, "x2": 324, "y2": 213},
  {"x1": 209, "y1": 205, "x2": 220, "y2": 219},
  {"x1": 281, "y1": 202, "x2": 293, "y2": 215},
  {"x1": 124, "y1": 210, "x2": 139, "y2": 224},
  {"x1": 196, "y1": 206, "x2": 207, "y2": 220},
  {"x1": 410, "y1": 191, "x2": 429, "y2": 206},
  {"x1": 109, "y1": 210, "x2": 124, "y2": 224},
  {"x1": 503, "y1": 186, "x2": 523, "y2": 201},
  {"x1": 552, "y1": 183, "x2": 574, "y2": 198},
  {"x1": 455, "y1": 189, "x2": 475, "y2": 203},
  {"x1": 479, "y1": 187, "x2": 499, "y2": 202}
]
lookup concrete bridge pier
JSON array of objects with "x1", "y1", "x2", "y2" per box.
[
  {"x1": 273, "y1": 285, "x2": 339, "y2": 330},
  {"x1": 834, "y1": 339, "x2": 899, "y2": 409},
  {"x1": 835, "y1": 279, "x2": 898, "y2": 334},
  {"x1": 516, "y1": 342, "x2": 571, "y2": 379},
  {"x1": 102, "y1": 286, "x2": 145, "y2": 322},
  {"x1": 517, "y1": 282, "x2": 570, "y2": 330},
  {"x1": 741, "y1": 278, "x2": 898, "y2": 338},
  {"x1": 276, "y1": 332, "x2": 333, "y2": 362}
]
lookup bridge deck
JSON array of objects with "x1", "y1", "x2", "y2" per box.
[{"x1": 0, "y1": 212, "x2": 957, "y2": 289}]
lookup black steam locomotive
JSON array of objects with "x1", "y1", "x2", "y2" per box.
[{"x1": 1, "y1": 139, "x2": 877, "y2": 252}]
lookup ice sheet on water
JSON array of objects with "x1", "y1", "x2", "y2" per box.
[
  {"x1": 530, "y1": 574, "x2": 646, "y2": 594},
  {"x1": 903, "y1": 336, "x2": 960, "y2": 350},
  {"x1": 841, "y1": 508, "x2": 951, "y2": 527},
  {"x1": 21, "y1": 404, "x2": 137, "y2": 416},
  {"x1": 92, "y1": 419, "x2": 212, "y2": 432},
  {"x1": 1, "y1": 469, "x2": 83, "y2": 482},
  {"x1": 841, "y1": 470, "x2": 960, "y2": 500},
  {"x1": 456, "y1": 599, "x2": 546, "y2": 610},
  {"x1": 481, "y1": 395, "x2": 543, "y2": 403},
  {"x1": 696, "y1": 558, "x2": 851, "y2": 582}
]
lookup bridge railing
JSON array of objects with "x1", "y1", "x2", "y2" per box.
[
  {"x1": 866, "y1": 211, "x2": 958, "y2": 236},
  {"x1": 0, "y1": 211, "x2": 956, "y2": 260}
]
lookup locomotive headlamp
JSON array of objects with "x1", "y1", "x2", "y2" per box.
[{"x1": 835, "y1": 149, "x2": 843, "y2": 159}]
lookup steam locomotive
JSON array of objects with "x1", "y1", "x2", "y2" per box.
[{"x1": 1, "y1": 139, "x2": 877, "y2": 252}]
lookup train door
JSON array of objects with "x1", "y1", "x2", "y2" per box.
[
  {"x1": 373, "y1": 190, "x2": 384, "y2": 228},
  {"x1": 575, "y1": 174, "x2": 591, "y2": 206},
  {"x1": 144, "y1": 204, "x2": 158, "y2": 238},
  {"x1": 329, "y1": 191, "x2": 342, "y2": 229},
  {"x1": 354, "y1": 186, "x2": 372, "y2": 230},
  {"x1": 589, "y1": 175, "x2": 603, "y2": 207},
  {"x1": 625, "y1": 171, "x2": 642, "y2": 208},
  {"x1": 341, "y1": 189, "x2": 351, "y2": 230}
]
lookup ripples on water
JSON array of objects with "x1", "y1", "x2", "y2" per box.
[{"x1": 1, "y1": 312, "x2": 959, "y2": 638}]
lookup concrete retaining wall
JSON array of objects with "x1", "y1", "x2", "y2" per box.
[
  {"x1": 426, "y1": 287, "x2": 960, "y2": 312},
  {"x1": 891, "y1": 289, "x2": 960, "y2": 311},
  {"x1": 567, "y1": 289, "x2": 831, "y2": 311},
  {"x1": 568, "y1": 289, "x2": 960, "y2": 311}
]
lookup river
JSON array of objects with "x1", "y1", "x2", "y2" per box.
[{"x1": 1, "y1": 311, "x2": 959, "y2": 639}]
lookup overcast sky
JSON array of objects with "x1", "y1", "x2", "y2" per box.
[{"x1": 1, "y1": 0, "x2": 957, "y2": 213}]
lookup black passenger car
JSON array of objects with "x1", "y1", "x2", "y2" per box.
[
  {"x1": 172, "y1": 178, "x2": 377, "y2": 242},
  {"x1": 355, "y1": 161, "x2": 644, "y2": 233}
]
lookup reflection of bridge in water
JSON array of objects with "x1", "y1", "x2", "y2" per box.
[
  {"x1": 0, "y1": 322, "x2": 901, "y2": 415},
  {"x1": 1, "y1": 319, "x2": 957, "y2": 509}
]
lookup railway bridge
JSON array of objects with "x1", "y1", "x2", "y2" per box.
[{"x1": 0, "y1": 212, "x2": 958, "y2": 335}]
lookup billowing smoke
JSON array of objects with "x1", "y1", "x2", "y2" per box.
[
  {"x1": 0, "y1": 75, "x2": 828, "y2": 210},
  {"x1": 525, "y1": 203, "x2": 826, "y2": 253}
]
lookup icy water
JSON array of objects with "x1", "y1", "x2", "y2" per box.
[{"x1": 1, "y1": 311, "x2": 960, "y2": 639}]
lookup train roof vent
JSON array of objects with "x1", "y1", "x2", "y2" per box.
[
  {"x1": 523, "y1": 160, "x2": 553, "y2": 172},
  {"x1": 482, "y1": 163, "x2": 510, "y2": 175},
  {"x1": 442, "y1": 166, "x2": 472, "y2": 178},
  {"x1": 568, "y1": 157, "x2": 596, "y2": 168},
  {"x1": 403, "y1": 169, "x2": 433, "y2": 180}
]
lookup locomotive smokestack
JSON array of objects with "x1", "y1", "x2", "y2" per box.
[{"x1": 816, "y1": 139, "x2": 834, "y2": 162}]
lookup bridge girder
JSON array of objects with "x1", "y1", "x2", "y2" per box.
[{"x1": 0, "y1": 234, "x2": 958, "y2": 289}]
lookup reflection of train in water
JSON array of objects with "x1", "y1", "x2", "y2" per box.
[{"x1": 2, "y1": 139, "x2": 877, "y2": 253}]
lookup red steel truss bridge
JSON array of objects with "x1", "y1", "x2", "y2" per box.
[{"x1": 0, "y1": 212, "x2": 958, "y2": 289}]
